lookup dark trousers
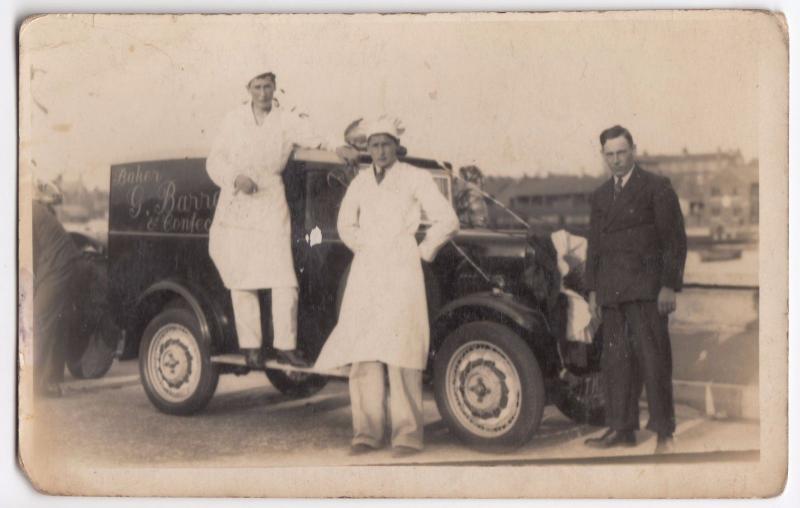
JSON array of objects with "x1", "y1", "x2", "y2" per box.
[
  {"x1": 601, "y1": 301, "x2": 676, "y2": 435},
  {"x1": 33, "y1": 267, "x2": 79, "y2": 393}
]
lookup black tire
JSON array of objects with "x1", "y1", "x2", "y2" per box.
[
  {"x1": 65, "y1": 357, "x2": 84, "y2": 379},
  {"x1": 139, "y1": 307, "x2": 219, "y2": 415},
  {"x1": 66, "y1": 250, "x2": 119, "y2": 379},
  {"x1": 66, "y1": 337, "x2": 115, "y2": 379},
  {"x1": 433, "y1": 321, "x2": 545, "y2": 450},
  {"x1": 553, "y1": 370, "x2": 606, "y2": 426},
  {"x1": 66, "y1": 314, "x2": 120, "y2": 379},
  {"x1": 67, "y1": 356, "x2": 114, "y2": 380},
  {"x1": 264, "y1": 369, "x2": 328, "y2": 398}
]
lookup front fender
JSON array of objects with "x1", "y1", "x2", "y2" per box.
[
  {"x1": 434, "y1": 291, "x2": 548, "y2": 333},
  {"x1": 431, "y1": 291, "x2": 558, "y2": 378},
  {"x1": 135, "y1": 279, "x2": 231, "y2": 353}
]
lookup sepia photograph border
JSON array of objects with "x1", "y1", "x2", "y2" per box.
[{"x1": 7, "y1": 3, "x2": 794, "y2": 503}]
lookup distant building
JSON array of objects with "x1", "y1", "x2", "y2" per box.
[
  {"x1": 490, "y1": 175, "x2": 604, "y2": 230},
  {"x1": 53, "y1": 174, "x2": 109, "y2": 223},
  {"x1": 664, "y1": 159, "x2": 759, "y2": 241},
  {"x1": 483, "y1": 176, "x2": 518, "y2": 199},
  {"x1": 484, "y1": 148, "x2": 758, "y2": 241},
  {"x1": 638, "y1": 148, "x2": 746, "y2": 174}
]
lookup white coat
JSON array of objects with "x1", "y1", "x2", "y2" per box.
[
  {"x1": 206, "y1": 103, "x2": 323, "y2": 289},
  {"x1": 315, "y1": 162, "x2": 459, "y2": 370}
]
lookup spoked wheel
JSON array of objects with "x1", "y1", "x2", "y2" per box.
[
  {"x1": 433, "y1": 321, "x2": 545, "y2": 450},
  {"x1": 139, "y1": 308, "x2": 219, "y2": 415}
]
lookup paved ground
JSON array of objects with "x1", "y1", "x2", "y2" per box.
[
  {"x1": 19, "y1": 285, "x2": 760, "y2": 488},
  {"x1": 24, "y1": 359, "x2": 759, "y2": 472}
]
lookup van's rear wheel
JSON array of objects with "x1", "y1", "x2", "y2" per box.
[
  {"x1": 433, "y1": 321, "x2": 545, "y2": 450},
  {"x1": 139, "y1": 308, "x2": 219, "y2": 415}
]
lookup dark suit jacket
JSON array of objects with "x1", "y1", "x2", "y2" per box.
[{"x1": 585, "y1": 166, "x2": 687, "y2": 306}]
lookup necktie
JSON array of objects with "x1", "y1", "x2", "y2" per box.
[
  {"x1": 374, "y1": 166, "x2": 386, "y2": 184},
  {"x1": 614, "y1": 176, "x2": 623, "y2": 200}
]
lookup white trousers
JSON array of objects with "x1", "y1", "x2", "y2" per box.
[
  {"x1": 230, "y1": 288, "x2": 298, "y2": 350},
  {"x1": 349, "y1": 361, "x2": 424, "y2": 450}
]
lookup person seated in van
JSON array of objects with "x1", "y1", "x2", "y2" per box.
[
  {"x1": 206, "y1": 68, "x2": 352, "y2": 368},
  {"x1": 454, "y1": 165, "x2": 490, "y2": 228}
]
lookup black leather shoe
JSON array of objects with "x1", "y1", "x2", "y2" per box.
[
  {"x1": 276, "y1": 349, "x2": 310, "y2": 368},
  {"x1": 584, "y1": 429, "x2": 636, "y2": 449},
  {"x1": 242, "y1": 348, "x2": 264, "y2": 369},
  {"x1": 655, "y1": 433, "x2": 675, "y2": 454}
]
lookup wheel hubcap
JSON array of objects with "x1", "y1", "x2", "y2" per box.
[
  {"x1": 146, "y1": 324, "x2": 201, "y2": 403},
  {"x1": 446, "y1": 340, "x2": 522, "y2": 437}
]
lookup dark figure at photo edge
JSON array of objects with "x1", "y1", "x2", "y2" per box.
[
  {"x1": 32, "y1": 198, "x2": 81, "y2": 398},
  {"x1": 584, "y1": 125, "x2": 688, "y2": 454}
]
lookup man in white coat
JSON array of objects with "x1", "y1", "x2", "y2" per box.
[
  {"x1": 207, "y1": 70, "x2": 347, "y2": 368},
  {"x1": 314, "y1": 117, "x2": 460, "y2": 457}
]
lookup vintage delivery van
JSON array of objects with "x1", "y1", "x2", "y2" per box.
[{"x1": 107, "y1": 149, "x2": 604, "y2": 449}]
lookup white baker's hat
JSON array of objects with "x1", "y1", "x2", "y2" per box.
[
  {"x1": 361, "y1": 115, "x2": 405, "y2": 143},
  {"x1": 235, "y1": 56, "x2": 278, "y2": 88},
  {"x1": 242, "y1": 68, "x2": 277, "y2": 88}
]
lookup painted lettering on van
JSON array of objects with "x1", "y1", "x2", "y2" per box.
[
  {"x1": 141, "y1": 180, "x2": 219, "y2": 234},
  {"x1": 117, "y1": 169, "x2": 220, "y2": 234},
  {"x1": 154, "y1": 180, "x2": 219, "y2": 215},
  {"x1": 114, "y1": 165, "x2": 161, "y2": 186}
]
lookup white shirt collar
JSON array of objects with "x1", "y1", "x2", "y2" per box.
[
  {"x1": 614, "y1": 165, "x2": 635, "y2": 188},
  {"x1": 248, "y1": 102, "x2": 277, "y2": 126},
  {"x1": 373, "y1": 160, "x2": 397, "y2": 176}
]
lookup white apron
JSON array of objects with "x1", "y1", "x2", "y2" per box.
[
  {"x1": 206, "y1": 104, "x2": 321, "y2": 289},
  {"x1": 315, "y1": 162, "x2": 459, "y2": 370}
]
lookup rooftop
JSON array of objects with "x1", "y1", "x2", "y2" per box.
[
  {"x1": 497, "y1": 174, "x2": 605, "y2": 199},
  {"x1": 638, "y1": 149, "x2": 745, "y2": 165}
]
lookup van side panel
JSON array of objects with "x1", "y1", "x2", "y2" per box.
[
  {"x1": 108, "y1": 160, "x2": 233, "y2": 353},
  {"x1": 109, "y1": 158, "x2": 218, "y2": 235}
]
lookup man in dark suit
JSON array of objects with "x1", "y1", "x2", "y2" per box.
[{"x1": 584, "y1": 125, "x2": 687, "y2": 453}]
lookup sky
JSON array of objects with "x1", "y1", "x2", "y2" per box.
[{"x1": 19, "y1": 12, "x2": 762, "y2": 190}]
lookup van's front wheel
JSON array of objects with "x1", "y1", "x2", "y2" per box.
[
  {"x1": 139, "y1": 308, "x2": 219, "y2": 415},
  {"x1": 433, "y1": 321, "x2": 545, "y2": 450}
]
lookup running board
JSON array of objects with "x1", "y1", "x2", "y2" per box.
[{"x1": 210, "y1": 354, "x2": 348, "y2": 378}]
